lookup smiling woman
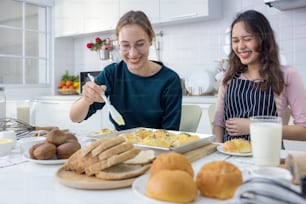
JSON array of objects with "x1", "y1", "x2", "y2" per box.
[
  {"x1": 213, "y1": 10, "x2": 306, "y2": 143},
  {"x1": 69, "y1": 10, "x2": 182, "y2": 131}
]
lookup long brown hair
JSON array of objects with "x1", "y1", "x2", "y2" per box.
[
  {"x1": 115, "y1": 10, "x2": 155, "y2": 43},
  {"x1": 223, "y1": 10, "x2": 284, "y2": 95}
]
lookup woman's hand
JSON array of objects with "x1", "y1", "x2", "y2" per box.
[
  {"x1": 81, "y1": 81, "x2": 106, "y2": 104},
  {"x1": 225, "y1": 118, "x2": 250, "y2": 136}
]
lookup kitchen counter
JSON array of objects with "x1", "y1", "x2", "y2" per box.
[
  {"x1": 0, "y1": 147, "x2": 303, "y2": 204},
  {"x1": 34, "y1": 95, "x2": 217, "y2": 104}
]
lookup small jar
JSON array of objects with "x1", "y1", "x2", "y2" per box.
[{"x1": 0, "y1": 87, "x2": 5, "y2": 118}]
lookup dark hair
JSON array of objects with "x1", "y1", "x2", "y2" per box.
[
  {"x1": 223, "y1": 10, "x2": 284, "y2": 95},
  {"x1": 115, "y1": 10, "x2": 155, "y2": 43}
]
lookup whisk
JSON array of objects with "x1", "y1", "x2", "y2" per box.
[{"x1": 0, "y1": 118, "x2": 57, "y2": 139}]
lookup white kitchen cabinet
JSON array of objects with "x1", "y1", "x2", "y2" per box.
[
  {"x1": 54, "y1": 0, "x2": 222, "y2": 37},
  {"x1": 54, "y1": 0, "x2": 84, "y2": 37},
  {"x1": 159, "y1": 0, "x2": 221, "y2": 23},
  {"x1": 83, "y1": 0, "x2": 119, "y2": 34},
  {"x1": 55, "y1": 0, "x2": 119, "y2": 37},
  {"x1": 32, "y1": 96, "x2": 114, "y2": 136},
  {"x1": 119, "y1": 0, "x2": 159, "y2": 24}
]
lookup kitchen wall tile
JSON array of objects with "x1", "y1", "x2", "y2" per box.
[
  {"x1": 294, "y1": 37, "x2": 306, "y2": 53},
  {"x1": 280, "y1": 12, "x2": 293, "y2": 27},
  {"x1": 279, "y1": 25, "x2": 294, "y2": 41},
  {"x1": 292, "y1": 8, "x2": 306, "y2": 26},
  {"x1": 294, "y1": 23, "x2": 306, "y2": 40}
]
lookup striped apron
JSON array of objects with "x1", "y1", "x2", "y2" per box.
[{"x1": 223, "y1": 73, "x2": 278, "y2": 142}]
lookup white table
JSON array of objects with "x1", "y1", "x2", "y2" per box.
[{"x1": 0, "y1": 149, "x2": 302, "y2": 204}]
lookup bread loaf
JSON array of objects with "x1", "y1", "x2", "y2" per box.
[
  {"x1": 223, "y1": 139, "x2": 252, "y2": 153},
  {"x1": 196, "y1": 160, "x2": 243, "y2": 199},
  {"x1": 286, "y1": 153, "x2": 306, "y2": 185}
]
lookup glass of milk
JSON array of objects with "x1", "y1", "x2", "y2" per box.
[
  {"x1": 250, "y1": 116, "x2": 282, "y2": 166},
  {"x1": 17, "y1": 101, "x2": 30, "y2": 124}
]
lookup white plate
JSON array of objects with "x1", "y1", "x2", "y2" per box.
[
  {"x1": 186, "y1": 70, "x2": 214, "y2": 95},
  {"x1": 132, "y1": 174, "x2": 227, "y2": 204},
  {"x1": 23, "y1": 153, "x2": 67, "y2": 165},
  {"x1": 86, "y1": 131, "x2": 117, "y2": 139},
  {"x1": 217, "y1": 145, "x2": 252, "y2": 157}
]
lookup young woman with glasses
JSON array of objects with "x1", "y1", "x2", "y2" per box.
[{"x1": 70, "y1": 10, "x2": 182, "y2": 131}]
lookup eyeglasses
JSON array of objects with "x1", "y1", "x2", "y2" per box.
[{"x1": 119, "y1": 41, "x2": 149, "y2": 53}]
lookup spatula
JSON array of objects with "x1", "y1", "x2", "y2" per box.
[{"x1": 87, "y1": 73, "x2": 125, "y2": 126}]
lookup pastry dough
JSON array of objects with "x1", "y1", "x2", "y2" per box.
[{"x1": 119, "y1": 128, "x2": 200, "y2": 148}]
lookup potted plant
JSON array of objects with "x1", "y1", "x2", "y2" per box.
[{"x1": 86, "y1": 37, "x2": 113, "y2": 60}]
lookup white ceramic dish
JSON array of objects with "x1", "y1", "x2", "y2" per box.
[
  {"x1": 0, "y1": 138, "x2": 14, "y2": 156},
  {"x1": 86, "y1": 131, "x2": 117, "y2": 139},
  {"x1": 248, "y1": 166, "x2": 293, "y2": 186},
  {"x1": 23, "y1": 153, "x2": 67, "y2": 165},
  {"x1": 217, "y1": 145, "x2": 252, "y2": 157},
  {"x1": 87, "y1": 128, "x2": 214, "y2": 154},
  {"x1": 186, "y1": 70, "x2": 214, "y2": 95},
  {"x1": 0, "y1": 130, "x2": 17, "y2": 146},
  {"x1": 132, "y1": 174, "x2": 227, "y2": 204},
  {"x1": 18, "y1": 136, "x2": 46, "y2": 153}
]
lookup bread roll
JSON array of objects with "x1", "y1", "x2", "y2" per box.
[
  {"x1": 65, "y1": 133, "x2": 78, "y2": 141},
  {"x1": 46, "y1": 129, "x2": 67, "y2": 146},
  {"x1": 223, "y1": 139, "x2": 251, "y2": 153},
  {"x1": 150, "y1": 152, "x2": 194, "y2": 177},
  {"x1": 29, "y1": 142, "x2": 45, "y2": 159},
  {"x1": 56, "y1": 140, "x2": 81, "y2": 159},
  {"x1": 33, "y1": 143, "x2": 57, "y2": 160},
  {"x1": 196, "y1": 160, "x2": 242, "y2": 199},
  {"x1": 146, "y1": 169, "x2": 197, "y2": 203}
]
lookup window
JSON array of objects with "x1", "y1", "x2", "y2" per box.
[{"x1": 0, "y1": 0, "x2": 53, "y2": 86}]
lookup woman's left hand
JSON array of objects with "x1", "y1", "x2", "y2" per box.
[{"x1": 225, "y1": 118, "x2": 250, "y2": 136}]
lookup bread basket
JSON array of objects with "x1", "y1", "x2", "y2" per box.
[{"x1": 58, "y1": 89, "x2": 79, "y2": 95}]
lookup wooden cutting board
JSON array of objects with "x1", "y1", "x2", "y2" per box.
[
  {"x1": 56, "y1": 166, "x2": 137, "y2": 190},
  {"x1": 56, "y1": 144, "x2": 217, "y2": 189},
  {"x1": 183, "y1": 143, "x2": 217, "y2": 162}
]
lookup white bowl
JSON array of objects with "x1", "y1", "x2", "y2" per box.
[
  {"x1": 18, "y1": 136, "x2": 46, "y2": 154},
  {"x1": 0, "y1": 130, "x2": 17, "y2": 147},
  {"x1": 249, "y1": 166, "x2": 292, "y2": 186},
  {"x1": 0, "y1": 138, "x2": 14, "y2": 156}
]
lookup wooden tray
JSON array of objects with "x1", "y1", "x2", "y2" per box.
[
  {"x1": 183, "y1": 143, "x2": 217, "y2": 162},
  {"x1": 56, "y1": 166, "x2": 136, "y2": 190}
]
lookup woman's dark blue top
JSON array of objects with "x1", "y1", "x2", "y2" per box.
[{"x1": 84, "y1": 60, "x2": 182, "y2": 131}]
